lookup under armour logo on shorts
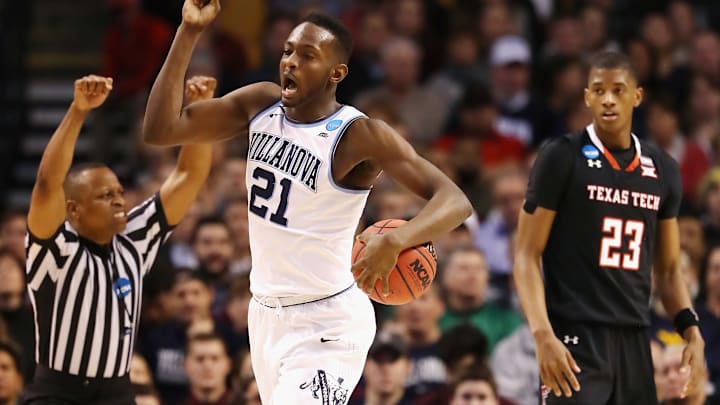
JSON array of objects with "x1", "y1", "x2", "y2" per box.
[
  {"x1": 563, "y1": 335, "x2": 579, "y2": 345},
  {"x1": 587, "y1": 159, "x2": 602, "y2": 168}
]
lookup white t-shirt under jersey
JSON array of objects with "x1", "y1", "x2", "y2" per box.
[{"x1": 246, "y1": 102, "x2": 370, "y2": 297}]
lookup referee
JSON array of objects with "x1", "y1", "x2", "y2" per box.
[{"x1": 23, "y1": 75, "x2": 216, "y2": 404}]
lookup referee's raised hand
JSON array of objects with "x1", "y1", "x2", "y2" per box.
[
  {"x1": 535, "y1": 330, "x2": 581, "y2": 398},
  {"x1": 73, "y1": 75, "x2": 113, "y2": 112},
  {"x1": 185, "y1": 75, "x2": 217, "y2": 104}
]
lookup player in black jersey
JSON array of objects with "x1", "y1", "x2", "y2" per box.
[{"x1": 514, "y1": 52, "x2": 706, "y2": 404}]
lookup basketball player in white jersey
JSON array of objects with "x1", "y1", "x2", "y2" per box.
[{"x1": 143, "y1": 1, "x2": 472, "y2": 403}]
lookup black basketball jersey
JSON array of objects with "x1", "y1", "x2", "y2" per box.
[{"x1": 525, "y1": 124, "x2": 682, "y2": 326}]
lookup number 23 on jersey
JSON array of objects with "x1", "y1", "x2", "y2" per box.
[{"x1": 599, "y1": 217, "x2": 645, "y2": 271}]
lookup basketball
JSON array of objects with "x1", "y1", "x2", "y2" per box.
[{"x1": 352, "y1": 219, "x2": 438, "y2": 305}]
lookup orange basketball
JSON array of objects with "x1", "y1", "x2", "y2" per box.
[{"x1": 352, "y1": 219, "x2": 437, "y2": 305}]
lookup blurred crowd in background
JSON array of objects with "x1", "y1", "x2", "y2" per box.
[{"x1": 1, "y1": 0, "x2": 720, "y2": 404}]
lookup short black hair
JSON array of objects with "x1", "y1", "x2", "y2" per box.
[
  {"x1": 190, "y1": 215, "x2": 230, "y2": 245},
  {"x1": 301, "y1": 12, "x2": 353, "y2": 63},
  {"x1": 450, "y1": 363, "x2": 498, "y2": 397},
  {"x1": 0, "y1": 341, "x2": 22, "y2": 373},
  {"x1": 63, "y1": 162, "x2": 111, "y2": 196},
  {"x1": 437, "y1": 324, "x2": 489, "y2": 368},
  {"x1": 588, "y1": 51, "x2": 637, "y2": 82}
]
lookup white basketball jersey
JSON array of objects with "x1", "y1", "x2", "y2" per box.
[{"x1": 246, "y1": 102, "x2": 370, "y2": 297}]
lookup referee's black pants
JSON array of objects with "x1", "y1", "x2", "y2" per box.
[{"x1": 22, "y1": 365, "x2": 135, "y2": 405}]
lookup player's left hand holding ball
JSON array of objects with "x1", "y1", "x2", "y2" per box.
[
  {"x1": 351, "y1": 233, "x2": 401, "y2": 296},
  {"x1": 73, "y1": 75, "x2": 113, "y2": 112},
  {"x1": 680, "y1": 327, "x2": 706, "y2": 398}
]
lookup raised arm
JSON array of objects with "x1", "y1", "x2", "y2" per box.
[
  {"x1": 347, "y1": 119, "x2": 472, "y2": 294},
  {"x1": 143, "y1": 0, "x2": 278, "y2": 146},
  {"x1": 159, "y1": 76, "x2": 215, "y2": 226},
  {"x1": 28, "y1": 75, "x2": 113, "y2": 238}
]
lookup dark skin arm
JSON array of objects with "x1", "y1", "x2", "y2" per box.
[
  {"x1": 143, "y1": 0, "x2": 278, "y2": 146},
  {"x1": 653, "y1": 218, "x2": 705, "y2": 398},
  {"x1": 343, "y1": 119, "x2": 472, "y2": 295},
  {"x1": 28, "y1": 76, "x2": 113, "y2": 239},
  {"x1": 159, "y1": 76, "x2": 217, "y2": 226},
  {"x1": 514, "y1": 207, "x2": 581, "y2": 398}
]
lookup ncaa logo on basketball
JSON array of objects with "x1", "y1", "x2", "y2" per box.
[
  {"x1": 409, "y1": 259, "x2": 431, "y2": 288},
  {"x1": 326, "y1": 119, "x2": 343, "y2": 131},
  {"x1": 582, "y1": 144, "x2": 600, "y2": 159}
]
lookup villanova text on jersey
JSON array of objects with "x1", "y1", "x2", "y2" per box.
[{"x1": 248, "y1": 131, "x2": 323, "y2": 192}]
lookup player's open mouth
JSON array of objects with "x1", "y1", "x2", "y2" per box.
[
  {"x1": 282, "y1": 78, "x2": 298, "y2": 98},
  {"x1": 601, "y1": 111, "x2": 618, "y2": 121},
  {"x1": 113, "y1": 212, "x2": 126, "y2": 220}
]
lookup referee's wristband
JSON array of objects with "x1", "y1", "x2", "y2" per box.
[{"x1": 673, "y1": 308, "x2": 700, "y2": 336}]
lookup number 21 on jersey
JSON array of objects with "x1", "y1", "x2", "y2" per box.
[
  {"x1": 249, "y1": 167, "x2": 292, "y2": 226},
  {"x1": 599, "y1": 217, "x2": 645, "y2": 271}
]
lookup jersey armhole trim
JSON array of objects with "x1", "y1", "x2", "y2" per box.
[
  {"x1": 248, "y1": 99, "x2": 281, "y2": 127},
  {"x1": 328, "y1": 116, "x2": 372, "y2": 195}
]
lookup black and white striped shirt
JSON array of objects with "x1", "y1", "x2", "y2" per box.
[{"x1": 25, "y1": 194, "x2": 172, "y2": 378}]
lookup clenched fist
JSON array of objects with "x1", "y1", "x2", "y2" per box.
[
  {"x1": 73, "y1": 75, "x2": 113, "y2": 112},
  {"x1": 182, "y1": 0, "x2": 221, "y2": 30},
  {"x1": 185, "y1": 76, "x2": 217, "y2": 104}
]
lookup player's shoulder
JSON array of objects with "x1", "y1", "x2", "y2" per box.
[
  {"x1": 638, "y1": 138, "x2": 680, "y2": 173},
  {"x1": 226, "y1": 81, "x2": 281, "y2": 119}
]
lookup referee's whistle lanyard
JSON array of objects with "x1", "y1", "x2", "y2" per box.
[{"x1": 108, "y1": 248, "x2": 134, "y2": 338}]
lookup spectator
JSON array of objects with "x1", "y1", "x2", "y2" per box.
[
  {"x1": 133, "y1": 383, "x2": 162, "y2": 405},
  {"x1": 427, "y1": 29, "x2": 485, "y2": 108},
  {"x1": 221, "y1": 275, "x2": 251, "y2": 350},
  {"x1": 222, "y1": 199, "x2": 251, "y2": 275},
  {"x1": 468, "y1": 169, "x2": 527, "y2": 302},
  {"x1": 697, "y1": 169, "x2": 720, "y2": 248},
  {"x1": 139, "y1": 269, "x2": 241, "y2": 404},
  {"x1": 646, "y1": 96, "x2": 709, "y2": 201},
  {"x1": 435, "y1": 85, "x2": 526, "y2": 175},
  {"x1": 490, "y1": 323, "x2": 537, "y2": 405},
  {"x1": 338, "y1": 8, "x2": 388, "y2": 103},
  {"x1": 0, "y1": 249, "x2": 34, "y2": 382},
  {"x1": 439, "y1": 247, "x2": 523, "y2": 352},
  {"x1": 690, "y1": 31, "x2": 720, "y2": 83},
  {"x1": 416, "y1": 324, "x2": 489, "y2": 405},
  {"x1": 449, "y1": 364, "x2": 504, "y2": 405},
  {"x1": 191, "y1": 216, "x2": 235, "y2": 316},
  {"x1": 102, "y1": 0, "x2": 172, "y2": 99},
  {"x1": 350, "y1": 332, "x2": 413, "y2": 405},
  {"x1": 130, "y1": 353, "x2": 154, "y2": 387},
  {"x1": 0, "y1": 343, "x2": 22, "y2": 405},
  {"x1": 697, "y1": 245, "x2": 720, "y2": 403},
  {"x1": 0, "y1": 213, "x2": 25, "y2": 265},
  {"x1": 678, "y1": 215, "x2": 706, "y2": 273},
  {"x1": 641, "y1": 13, "x2": 676, "y2": 80},
  {"x1": 652, "y1": 343, "x2": 707, "y2": 404},
  {"x1": 181, "y1": 333, "x2": 232, "y2": 405},
  {"x1": 580, "y1": 5, "x2": 620, "y2": 56},
  {"x1": 395, "y1": 285, "x2": 447, "y2": 400},
  {"x1": 434, "y1": 224, "x2": 474, "y2": 259},
  {"x1": 354, "y1": 37, "x2": 451, "y2": 146},
  {"x1": 490, "y1": 35, "x2": 554, "y2": 147}
]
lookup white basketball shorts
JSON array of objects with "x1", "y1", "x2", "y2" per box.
[{"x1": 248, "y1": 284, "x2": 376, "y2": 405}]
